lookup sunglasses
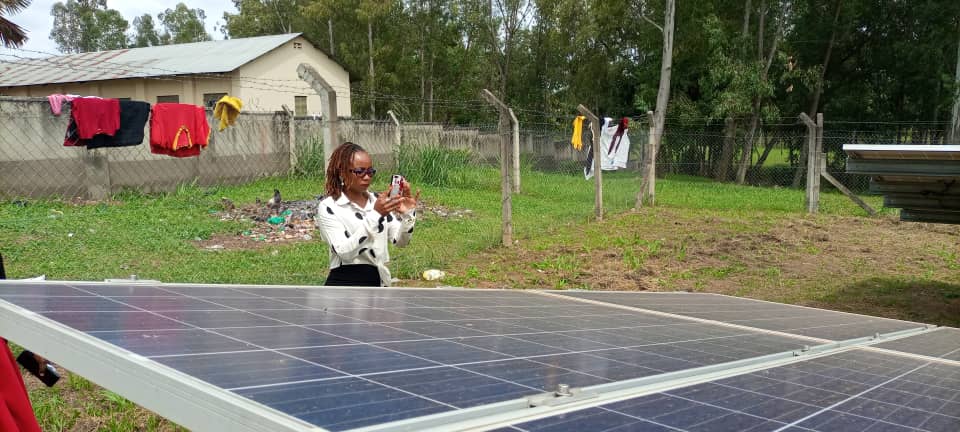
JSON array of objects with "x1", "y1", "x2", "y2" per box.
[{"x1": 349, "y1": 168, "x2": 377, "y2": 177}]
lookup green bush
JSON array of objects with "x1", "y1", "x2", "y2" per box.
[
  {"x1": 294, "y1": 137, "x2": 326, "y2": 178},
  {"x1": 397, "y1": 144, "x2": 493, "y2": 189}
]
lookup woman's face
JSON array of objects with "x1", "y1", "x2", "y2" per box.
[{"x1": 343, "y1": 151, "x2": 374, "y2": 194}]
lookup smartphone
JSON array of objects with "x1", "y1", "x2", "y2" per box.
[
  {"x1": 389, "y1": 175, "x2": 404, "y2": 198},
  {"x1": 16, "y1": 350, "x2": 60, "y2": 387}
]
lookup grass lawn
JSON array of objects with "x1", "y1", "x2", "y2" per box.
[{"x1": 2, "y1": 163, "x2": 957, "y2": 431}]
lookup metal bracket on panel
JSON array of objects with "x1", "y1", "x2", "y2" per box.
[
  {"x1": 527, "y1": 385, "x2": 597, "y2": 408},
  {"x1": 103, "y1": 275, "x2": 161, "y2": 284}
]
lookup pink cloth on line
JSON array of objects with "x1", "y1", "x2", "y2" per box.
[{"x1": 46, "y1": 94, "x2": 78, "y2": 116}]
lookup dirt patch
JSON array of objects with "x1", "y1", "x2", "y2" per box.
[{"x1": 196, "y1": 195, "x2": 474, "y2": 251}]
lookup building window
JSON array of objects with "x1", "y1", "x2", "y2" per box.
[
  {"x1": 293, "y1": 42, "x2": 302, "y2": 49},
  {"x1": 157, "y1": 95, "x2": 179, "y2": 103},
  {"x1": 295, "y1": 96, "x2": 307, "y2": 116},
  {"x1": 203, "y1": 93, "x2": 227, "y2": 108}
]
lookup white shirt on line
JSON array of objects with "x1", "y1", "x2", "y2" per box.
[{"x1": 315, "y1": 191, "x2": 417, "y2": 286}]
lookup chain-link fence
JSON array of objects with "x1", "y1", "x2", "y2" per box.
[
  {"x1": 0, "y1": 96, "x2": 292, "y2": 200},
  {"x1": 3, "y1": 94, "x2": 953, "y2": 203}
]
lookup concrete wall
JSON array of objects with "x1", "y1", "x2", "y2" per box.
[{"x1": 0, "y1": 97, "x2": 291, "y2": 199}]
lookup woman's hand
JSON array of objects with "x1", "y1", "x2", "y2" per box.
[
  {"x1": 397, "y1": 179, "x2": 420, "y2": 214},
  {"x1": 373, "y1": 191, "x2": 401, "y2": 215}
]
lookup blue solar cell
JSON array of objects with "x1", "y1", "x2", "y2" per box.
[
  {"x1": 215, "y1": 326, "x2": 353, "y2": 349},
  {"x1": 454, "y1": 335, "x2": 569, "y2": 357},
  {"x1": 253, "y1": 308, "x2": 366, "y2": 325},
  {"x1": 109, "y1": 296, "x2": 230, "y2": 311},
  {"x1": 0, "y1": 283, "x2": 90, "y2": 296},
  {"x1": 461, "y1": 358, "x2": 609, "y2": 390},
  {"x1": 1, "y1": 296, "x2": 136, "y2": 311},
  {"x1": 41, "y1": 310, "x2": 188, "y2": 331},
  {"x1": 154, "y1": 310, "x2": 286, "y2": 328},
  {"x1": 92, "y1": 329, "x2": 259, "y2": 357},
  {"x1": 376, "y1": 339, "x2": 512, "y2": 364},
  {"x1": 307, "y1": 323, "x2": 425, "y2": 342},
  {"x1": 235, "y1": 377, "x2": 451, "y2": 431},
  {"x1": 280, "y1": 343, "x2": 435, "y2": 374},
  {"x1": 154, "y1": 350, "x2": 343, "y2": 389},
  {"x1": 369, "y1": 367, "x2": 535, "y2": 407}
]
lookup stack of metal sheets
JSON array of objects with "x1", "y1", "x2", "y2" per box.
[{"x1": 844, "y1": 144, "x2": 960, "y2": 224}]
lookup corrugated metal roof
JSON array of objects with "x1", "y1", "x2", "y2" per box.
[{"x1": 0, "y1": 34, "x2": 301, "y2": 87}]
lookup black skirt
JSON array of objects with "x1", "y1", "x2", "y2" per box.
[{"x1": 325, "y1": 264, "x2": 381, "y2": 287}]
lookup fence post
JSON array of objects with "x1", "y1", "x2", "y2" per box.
[
  {"x1": 636, "y1": 111, "x2": 656, "y2": 208},
  {"x1": 297, "y1": 64, "x2": 339, "y2": 169},
  {"x1": 577, "y1": 104, "x2": 602, "y2": 220},
  {"x1": 83, "y1": 149, "x2": 110, "y2": 200},
  {"x1": 480, "y1": 89, "x2": 513, "y2": 247},
  {"x1": 282, "y1": 105, "x2": 297, "y2": 173},
  {"x1": 387, "y1": 110, "x2": 401, "y2": 171},
  {"x1": 800, "y1": 112, "x2": 820, "y2": 214},
  {"x1": 509, "y1": 108, "x2": 520, "y2": 193}
]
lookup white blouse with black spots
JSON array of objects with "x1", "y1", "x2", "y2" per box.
[{"x1": 315, "y1": 192, "x2": 416, "y2": 286}]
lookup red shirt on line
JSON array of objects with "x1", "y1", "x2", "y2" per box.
[{"x1": 71, "y1": 97, "x2": 120, "y2": 140}]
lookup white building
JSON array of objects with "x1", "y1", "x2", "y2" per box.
[{"x1": 0, "y1": 33, "x2": 351, "y2": 116}]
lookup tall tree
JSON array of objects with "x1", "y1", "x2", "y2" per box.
[
  {"x1": 222, "y1": 0, "x2": 307, "y2": 38},
  {"x1": 158, "y1": 2, "x2": 211, "y2": 45},
  {"x1": 638, "y1": 0, "x2": 676, "y2": 207},
  {"x1": 131, "y1": 13, "x2": 160, "y2": 47},
  {"x1": 0, "y1": 0, "x2": 30, "y2": 48},
  {"x1": 951, "y1": 22, "x2": 960, "y2": 143},
  {"x1": 50, "y1": 0, "x2": 128, "y2": 53},
  {"x1": 735, "y1": 0, "x2": 788, "y2": 184}
]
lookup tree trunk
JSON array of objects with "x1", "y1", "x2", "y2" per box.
[
  {"x1": 715, "y1": 117, "x2": 736, "y2": 180},
  {"x1": 737, "y1": 1, "x2": 784, "y2": 184},
  {"x1": 754, "y1": 131, "x2": 776, "y2": 168},
  {"x1": 328, "y1": 19, "x2": 335, "y2": 57},
  {"x1": 950, "y1": 23, "x2": 960, "y2": 143},
  {"x1": 807, "y1": 0, "x2": 842, "y2": 117},
  {"x1": 742, "y1": 0, "x2": 752, "y2": 39},
  {"x1": 428, "y1": 52, "x2": 435, "y2": 122},
  {"x1": 368, "y1": 21, "x2": 376, "y2": 120},
  {"x1": 636, "y1": 0, "x2": 675, "y2": 208}
]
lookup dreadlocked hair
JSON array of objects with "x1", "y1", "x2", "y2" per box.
[{"x1": 325, "y1": 142, "x2": 367, "y2": 199}]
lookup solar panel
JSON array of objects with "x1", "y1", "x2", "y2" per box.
[
  {"x1": 556, "y1": 291, "x2": 926, "y2": 341},
  {"x1": 504, "y1": 349, "x2": 960, "y2": 432},
  {"x1": 1, "y1": 281, "x2": 826, "y2": 432},
  {"x1": 873, "y1": 328, "x2": 960, "y2": 362}
]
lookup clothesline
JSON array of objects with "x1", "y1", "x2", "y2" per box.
[{"x1": 47, "y1": 94, "x2": 243, "y2": 158}]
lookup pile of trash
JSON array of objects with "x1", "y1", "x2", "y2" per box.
[{"x1": 204, "y1": 189, "x2": 475, "y2": 248}]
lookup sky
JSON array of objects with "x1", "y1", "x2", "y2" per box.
[{"x1": 1, "y1": 0, "x2": 236, "y2": 58}]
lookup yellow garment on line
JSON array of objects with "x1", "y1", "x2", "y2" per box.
[
  {"x1": 213, "y1": 95, "x2": 243, "y2": 131},
  {"x1": 571, "y1": 116, "x2": 586, "y2": 151}
]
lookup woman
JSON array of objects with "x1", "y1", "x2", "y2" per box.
[{"x1": 316, "y1": 142, "x2": 419, "y2": 286}]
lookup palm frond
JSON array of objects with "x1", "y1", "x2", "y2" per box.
[
  {"x1": 0, "y1": 0, "x2": 31, "y2": 15},
  {"x1": 0, "y1": 16, "x2": 28, "y2": 48}
]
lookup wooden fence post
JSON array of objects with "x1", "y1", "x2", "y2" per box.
[
  {"x1": 297, "y1": 64, "x2": 339, "y2": 169},
  {"x1": 636, "y1": 111, "x2": 656, "y2": 207},
  {"x1": 577, "y1": 105, "x2": 602, "y2": 220},
  {"x1": 480, "y1": 89, "x2": 513, "y2": 247},
  {"x1": 509, "y1": 108, "x2": 520, "y2": 194},
  {"x1": 800, "y1": 112, "x2": 820, "y2": 214}
]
